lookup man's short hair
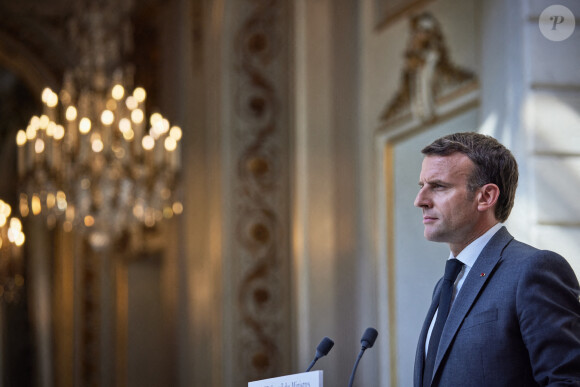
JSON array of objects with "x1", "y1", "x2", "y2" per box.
[{"x1": 421, "y1": 132, "x2": 518, "y2": 223}]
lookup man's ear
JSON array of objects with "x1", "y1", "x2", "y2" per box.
[{"x1": 477, "y1": 183, "x2": 500, "y2": 212}]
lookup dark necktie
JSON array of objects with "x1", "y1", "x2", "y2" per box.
[{"x1": 422, "y1": 258, "x2": 463, "y2": 387}]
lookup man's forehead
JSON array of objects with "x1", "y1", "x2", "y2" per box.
[{"x1": 420, "y1": 154, "x2": 473, "y2": 179}]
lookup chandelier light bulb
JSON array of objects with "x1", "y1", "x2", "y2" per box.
[
  {"x1": 132, "y1": 204, "x2": 144, "y2": 219},
  {"x1": 40, "y1": 88, "x2": 59, "y2": 108},
  {"x1": 142, "y1": 135, "x2": 155, "y2": 151},
  {"x1": 119, "y1": 118, "x2": 131, "y2": 133},
  {"x1": 7, "y1": 226, "x2": 22, "y2": 245},
  {"x1": 91, "y1": 138, "x2": 104, "y2": 153},
  {"x1": 101, "y1": 110, "x2": 115, "y2": 125},
  {"x1": 9, "y1": 217, "x2": 22, "y2": 231},
  {"x1": 18, "y1": 195, "x2": 28, "y2": 218},
  {"x1": 172, "y1": 202, "x2": 183, "y2": 215},
  {"x1": 0, "y1": 202, "x2": 10, "y2": 217},
  {"x1": 7, "y1": 228, "x2": 16, "y2": 243},
  {"x1": 39, "y1": 115, "x2": 50, "y2": 129},
  {"x1": 35, "y1": 138, "x2": 45, "y2": 154},
  {"x1": 112, "y1": 84, "x2": 125, "y2": 100},
  {"x1": 31, "y1": 195, "x2": 41, "y2": 216},
  {"x1": 164, "y1": 136, "x2": 177, "y2": 152},
  {"x1": 47, "y1": 122, "x2": 56, "y2": 137},
  {"x1": 16, "y1": 130, "x2": 27, "y2": 146},
  {"x1": 151, "y1": 122, "x2": 164, "y2": 138},
  {"x1": 46, "y1": 193, "x2": 56, "y2": 209},
  {"x1": 131, "y1": 108, "x2": 144, "y2": 124},
  {"x1": 126, "y1": 95, "x2": 138, "y2": 110},
  {"x1": 66, "y1": 106, "x2": 78, "y2": 121},
  {"x1": 169, "y1": 126, "x2": 182, "y2": 141},
  {"x1": 79, "y1": 117, "x2": 92, "y2": 134},
  {"x1": 123, "y1": 129, "x2": 134, "y2": 141},
  {"x1": 56, "y1": 191, "x2": 67, "y2": 211},
  {"x1": 84, "y1": 215, "x2": 95, "y2": 227},
  {"x1": 26, "y1": 125, "x2": 36, "y2": 140},
  {"x1": 133, "y1": 87, "x2": 146, "y2": 103},
  {"x1": 41, "y1": 88, "x2": 58, "y2": 106},
  {"x1": 150, "y1": 112, "x2": 162, "y2": 127},
  {"x1": 163, "y1": 207, "x2": 174, "y2": 219},
  {"x1": 161, "y1": 118, "x2": 170, "y2": 134},
  {"x1": 46, "y1": 91, "x2": 59, "y2": 108},
  {"x1": 15, "y1": 232, "x2": 25, "y2": 247},
  {"x1": 54, "y1": 125, "x2": 65, "y2": 140},
  {"x1": 41, "y1": 88, "x2": 52, "y2": 103}
]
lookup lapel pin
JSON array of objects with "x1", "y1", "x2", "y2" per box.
[{"x1": 480, "y1": 273, "x2": 486, "y2": 277}]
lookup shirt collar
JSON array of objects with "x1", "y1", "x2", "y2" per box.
[{"x1": 449, "y1": 223, "x2": 504, "y2": 268}]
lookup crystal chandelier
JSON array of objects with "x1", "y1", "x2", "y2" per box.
[
  {"x1": 0, "y1": 199, "x2": 25, "y2": 303},
  {"x1": 14, "y1": 0, "x2": 182, "y2": 249}
]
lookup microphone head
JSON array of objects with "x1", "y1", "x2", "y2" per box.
[
  {"x1": 360, "y1": 327, "x2": 378, "y2": 350},
  {"x1": 316, "y1": 336, "x2": 335, "y2": 358}
]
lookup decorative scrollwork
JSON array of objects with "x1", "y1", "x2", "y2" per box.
[
  {"x1": 381, "y1": 12, "x2": 478, "y2": 124},
  {"x1": 232, "y1": 0, "x2": 290, "y2": 383}
]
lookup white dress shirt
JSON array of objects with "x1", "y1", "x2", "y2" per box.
[{"x1": 424, "y1": 222, "x2": 504, "y2": 356}]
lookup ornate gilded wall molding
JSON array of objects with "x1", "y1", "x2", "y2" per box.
[
  {"x1": 231, "y1": 0, "x2": 292, "y2": 383},
  {"x1": 380, "y1": 12, "x2": 478, "y2": 125}
]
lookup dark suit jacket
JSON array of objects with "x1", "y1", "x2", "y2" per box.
[{"x1": 414, "y1": 227, "x2": 580, "y2": 386}]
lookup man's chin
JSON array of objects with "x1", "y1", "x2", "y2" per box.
[{"x1": 424, "y1": 229, "x2": 445, "y2": 242}]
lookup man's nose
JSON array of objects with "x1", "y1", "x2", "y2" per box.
[{"x1": 414, "y1": 188, "x2": 430, "y2": 208}]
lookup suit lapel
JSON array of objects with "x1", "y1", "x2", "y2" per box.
[{"x1": 431, "y1": 227, "x2": 514, "y2": 381}]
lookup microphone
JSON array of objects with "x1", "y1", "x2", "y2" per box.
[
  {"x1": 348, "y1": 327, "x2": 378, "y2": 387},
  {"x1": 305, "y1": 336, "x2": 335, "y2": 372}
]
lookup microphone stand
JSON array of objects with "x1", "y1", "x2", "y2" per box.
[
  {"x1": 348, "y1": 327, "x2": 378, "y2": 387},
  {"x1": 347, "y1": 348, "x2": 366, "y2": 387}
]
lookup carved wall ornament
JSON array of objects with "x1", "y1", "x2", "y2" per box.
[
  {"x1": 232, "y1": 0, "x2": 291, "y2": 383},
  {"x1": 380, "y1": 12, "x2": 478, "y2": 125}
]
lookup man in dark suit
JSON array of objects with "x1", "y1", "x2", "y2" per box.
[{"x1": 413, "y1": 132, "x2": 580, "y2": 386}]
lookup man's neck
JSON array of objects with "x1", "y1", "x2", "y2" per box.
[{"x1": 450, "y1": 221, "x2": 500, "y2": 257}]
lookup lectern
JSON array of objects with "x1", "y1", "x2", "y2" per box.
[{"x1": 248, "y1": 370, "x2": 323, "y2": 386}]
